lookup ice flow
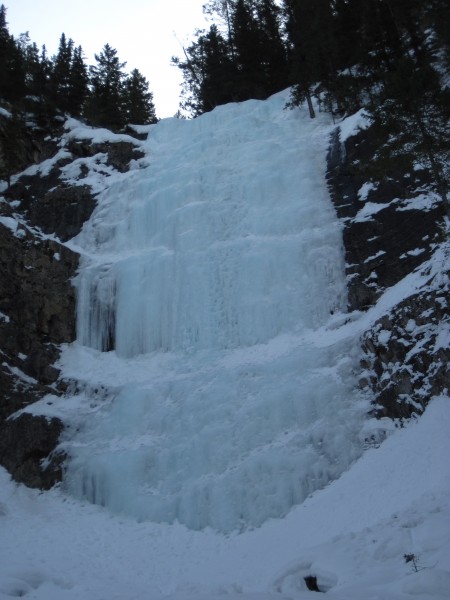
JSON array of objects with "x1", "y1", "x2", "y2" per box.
[{"x1": 65, "y1": 92, "x2": 367, "y2": 532}]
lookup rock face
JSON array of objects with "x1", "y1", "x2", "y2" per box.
[
  {"x1": 0, "y1": 220, "x2": 78, "y2": 415},
  {"x1": 360, "y1": 282, "x2": 450, "y2": 419},
  {"x1": 0, "y1": 216, "x2": 79, "y2": 487},
  {"x1": 327, "y1": 125, "x2": 449, "y2": 419},
  {"x1": 0, "y1": 113, "x2": 146, "y2": 488},
  {"x1": 0, "y1": 413, "x2": 65, "y2": 489}
]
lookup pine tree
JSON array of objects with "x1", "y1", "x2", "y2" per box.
[
  {"x1": 175, "y1": 0, "x2": 289, "y2": 114},
  {"x1": 232, "y1": 0, "x2": 267, "y2": 100},
  {"x1": 124, "y1": 68, "x2": 157, "y2": 124},
  {"x1": 67, "y1": 45, "x2": 89, "y2": 117},
  {"x1": 173, "y1": 24, "x2": 237, "y2": 115},
  {"x1": 369, "y1": 45, "x2": 450, "y2": 206},
  {"x1": 0, "y1": 110, "x2": 26, "y2": 187},
  {"x1": 22, "y1": 41, "x2": 47, "y2": 98},
  {"x1": 0, "y1": 5, "x2": 26, "y2": 102},
  {"x1": 203, "y1": 0, "x2": 236, "y2": 55},
  {"x1": 283, "y1": 0, "x2": 337, "y2": 117},
  {"x1": 255, "y1": 0, "x2": 289, "y2": 96},
  {"x1": 428, "y1": 0, "x2": 450, "y2": 69},
  {"x1": 84, "y1": 44, "x2": 127, "y2": 130},
  {"x1": 49, "y1": 33, "x2": 74, "y2": 112},
  {"x1": 200, "y1": 24, "x2": 237, "y2": 110}
]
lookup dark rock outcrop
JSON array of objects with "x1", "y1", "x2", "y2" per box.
[
  {"x1": 0, "y1": 113, "x2": 149, "y2": 489},
  {"x1": 0, "y1": 218, "x2": 79, "y2": 485},
  {"x1": 327, "y1": 127, "x2": 445, "y2": 311},
  {"x1": 26, "y1": 184, "x2": 95, "y2": 241},
  {"x1": 66, "y1": 138, "x2": 145, "y2": 172},
  {"x1": 328, "y1": 123, "x2": 449, "y2": 419},
  {"x1": 0, "y1": 413, "x2": 65, "y2": 489},
  {"x1": 359, "y1": 268, "x2": 449, "y2": 419}
]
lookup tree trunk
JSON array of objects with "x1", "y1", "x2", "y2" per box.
[{"x1": 305, "y1": 89, "x2": 316, "y2": 118}]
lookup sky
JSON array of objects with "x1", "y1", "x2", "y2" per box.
[{"x1": 7, "y1": 0, "x2": 209, "y2": 118}]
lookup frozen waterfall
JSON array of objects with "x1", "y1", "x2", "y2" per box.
[{"x1": 62, "y1": 92, "x2": 367, "y2": 532}]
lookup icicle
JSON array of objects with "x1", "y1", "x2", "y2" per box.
[{"x1": 76, "y1": 265, "x2": 116, "y2": 352}]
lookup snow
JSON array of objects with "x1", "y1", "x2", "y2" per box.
[
  {"x1": 1, "y1": 363, "x2": 38, "y2": 386},
  {"x1": 1, "y1": 91, "x2": 449, "y2": 599},
  {"x1": 19, "y1": 149, "x2": 73, "y2": 178},
  {"x1": 357, "y1": 181, "x2": 377, "y2": 201},
  {"x1": 63, "y1": 117, "x2": 145, "y2": 147},
  {"x1": 377, "y1": 329, "x2": 391, "y2": 345},
  {"x1": 354, "y1": 201, "x2": 390, "y2": 222},
  {"x1": 364, "y1": 250, "x2": 386, "y2": 263},
  {"x1": 397, "y1": 193, "x2": 441, "y2": 212},
  {"x1": 127, "y1": 122, "x2": 156, "y2": 137},
  {"x1": 0, "y1": 216, "x2": 18, "y2": 233},
  {"x1": 1, "y1": 395, "x2": 449, "y2": 599},
  {"x1": 401, "y1": 248, "x2": 426, "y2": 258},
  {"x1": 0, "y1": 215, "x2": 26, "y2": 239},
  {"x1": 59, "y1": 152, "x2": 124, "y2": 194},
  {"x1": 338, "y1": 108, "x2": 371, "y2": 142}
]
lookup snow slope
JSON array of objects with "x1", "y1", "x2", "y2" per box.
[
  {"x1": 1, "y1": 395, "x2": 449, "y2": 599},
  {"x1": 1, "y1": 91, "x2": 449, "y2": 599}
]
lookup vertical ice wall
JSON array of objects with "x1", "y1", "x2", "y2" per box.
[{"x1": 65, "y1": 92, "x2": 367, "y2": 532}]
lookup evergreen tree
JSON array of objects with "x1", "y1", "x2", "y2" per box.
[
  {"x1": 0, "y1": 5, "x2": 26, "y2": 102},
  {"x1": 369, "y1": 44, "x2": 450, "y2": 206},
  {"x1": 84, "y1": 43, "x2": 127, "y2": 130},
  {"x1": 255, "y1": 0, "x2": 289, "y2": 96},
  {"x1": 428, "y1": 0, "x2": 450, "y2": 69},
  {"x1": 203, "y1": 0, "x2": 236, "y2": 56},
  {"x1": 200, "y1": 24, "x2": 237, "y2": 109},
  {"x1": 173, "y1": 24, "x2": 237, "y2": 115},
  {"x1": 283, "y1": 0, "x2": 337, "y2": 117},
  {"x1": 0, "y1": 110, "x2": 26, "y2": 187},
  {"x1": 174, "y1": 0, "x2": 289, "y2": 114},
  {"x1": 22, "y1": 41, "x2": 47, "y2": 98},
  {"x1": 67, "y1": 45, "x2": 89, "y2": 117},
  {"x1": 124, "y1": 68, "x2": 157, "y2": 124},
  {"x1": 232, "y1": 0, "x2": 267, "y2": 100},
  {"x1": 49, "y1": 33, "x2": 74, "y2": 112}
]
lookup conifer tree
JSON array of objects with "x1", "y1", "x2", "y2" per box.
[
  {"x1": 283, "y1": 0, "x2": 337, "y2": 117},
  {"x1": 0, "y1": 110, "x2": 26, "y2": 187},
  {"x1": 67, "y1": 45, "x2": 89, "y2": 117},
  {"x1": 367, "y1": 16, "x2": 450, "y2": 206},
  {"x1": 232, "y1": 0, "x2": 266, "y2": 100},
  {"x1": 22, "y1": 41, "x2": 46, "y2": 98},
  {"x1": 84, "y1": 44, "x2": 127, "y2": 130},
  {"x1": 255, "y1": 0, "x2": 289, "y2": 96},
  {"x1": 429, "y1": 0, "x2": 450, "y2": 69},
  {"x1": 124, "y1": 68, "x2": 157, "y2": 124},
  {"x1": 173, "y1": 24, "x2": 237, "y2": 115},
  {"x1": 49, "y1": 33, "x2": 74, "y2": 112},
  {"x1": 203, "y1": 0, "x2": 237, "y2": 58},
  {"x1": 200, "y1": 24, "x2": 237, "y2": 109},
  {"x1": 0, "y1": 5, "x2": 26, "y2": 102},
  {"x1": 176, "y1": 0, "x2": 289, "y2": 114}
]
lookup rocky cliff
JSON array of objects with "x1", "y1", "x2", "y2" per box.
[
  {"x1": 327, "y1": 122, "x2": 449, "y2": 421},
  {"x1": 0, "y1": 106, "x2": 448, "y2": 489},
  {"x1": 0, "y1": 111, "x2": 146, "y2": 487}
]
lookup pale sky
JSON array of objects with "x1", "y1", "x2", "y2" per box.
[{"x1": 7, "y1": 0, "x2": 209, "y2": 118}]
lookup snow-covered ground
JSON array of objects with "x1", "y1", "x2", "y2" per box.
[
  {"x1": 1, "y1": 395, "x2": 449, "y2": 599},
  {"x1": 1, "y1": 91, "x2": 449, "y2": 599}
]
